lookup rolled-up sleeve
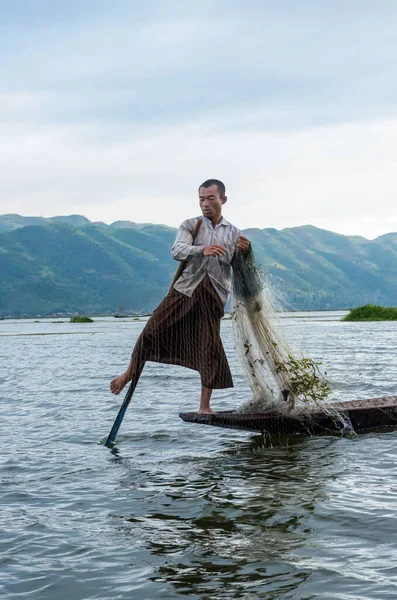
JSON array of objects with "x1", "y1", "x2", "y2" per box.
[{"x1": 171, "y1": 221, "x2": 205, "y2": 261}]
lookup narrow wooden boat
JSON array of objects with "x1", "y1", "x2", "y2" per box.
[{"x1": 179, "y1": 396, "x2": 397, "y2": 437}]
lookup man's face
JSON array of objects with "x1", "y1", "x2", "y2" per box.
[{"x1": 199, "y1": 185, "x2": 227, "y2": 221}]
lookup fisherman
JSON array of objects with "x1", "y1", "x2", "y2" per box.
[{"x1": 110, "y1": 179, "x2": 250, "y2": 414}]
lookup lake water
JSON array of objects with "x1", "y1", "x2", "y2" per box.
[{"x1": 1, "y1": 313, "x2": 397, "y2": 599}]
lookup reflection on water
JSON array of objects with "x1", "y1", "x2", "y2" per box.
[
  {"x1": 111, "y1": 439, "x2": 324, "y2": 598},
  {"x1": 1, "y1": 314, "x2": 397, "y2": 599}
]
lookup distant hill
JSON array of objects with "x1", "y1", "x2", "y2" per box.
[
  {"x1": 245, "y1": 225, "x2": 397, "y2": 309},
  {"x1": 0, "y1": 213, "x2": 396, "y2": 316},
  {"x1": 0, "y1": 213, "x2": 96, "y2": 233}
]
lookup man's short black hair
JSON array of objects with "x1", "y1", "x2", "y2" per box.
[{"x1": 198, "y1": 179, "x2": 226, "y2": 197}]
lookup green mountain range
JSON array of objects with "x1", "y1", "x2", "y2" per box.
[{"x1": 0, "y1": 213, "x2": 396, "y2": 316}]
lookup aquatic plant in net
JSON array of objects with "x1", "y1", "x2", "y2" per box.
[{"x1": 231, "y1": 247, "x2": 330, "y2": 414}]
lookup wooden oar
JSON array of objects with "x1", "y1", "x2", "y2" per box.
[{"x1": 104, "y1": 363, "x2": 144, "y2": 448}]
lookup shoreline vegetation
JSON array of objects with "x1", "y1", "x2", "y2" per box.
[
  {"x1": 342, "y1": 304, "x2": 397, "y2": 322},
  {"x1": 0, "y1": 309, "x2": 350, "y2": 321},
  {"x1": 70, "y1": 316, "x2": 94, "y2": 323}
]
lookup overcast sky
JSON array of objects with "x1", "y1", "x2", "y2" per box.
[{"x1": 1, "y1": 1, "x2": 396, "y2": 238}]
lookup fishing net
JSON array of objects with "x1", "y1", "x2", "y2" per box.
[{"x1": 231, "y1": 247, "x2": 331, "y2": 415}]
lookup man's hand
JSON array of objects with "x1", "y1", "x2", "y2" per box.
[
  {"x1": 203, "y1": 244, "x2": 227, "y2": 257},
  {"x1": 237, "y1": 235, "x2": 250, "y2": 254}
]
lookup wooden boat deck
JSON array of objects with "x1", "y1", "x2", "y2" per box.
[{"x1": 179, "y1": 396, "x2": 397, "y2": 437}]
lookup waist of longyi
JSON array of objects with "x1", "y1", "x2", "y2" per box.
[{"x1": 173, "y1": 268, "x2": 231, "y2": 304}]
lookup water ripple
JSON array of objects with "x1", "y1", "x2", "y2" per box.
[{"x1": 1, "y1": 315, "x2": 397, "y2": 599}]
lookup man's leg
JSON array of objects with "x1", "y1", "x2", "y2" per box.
[
  {"x1": 110, "y1": 354, "x2": 139, "y2": 395},
  {"x1": 110, "y1": 288, "x2": 190, "y2": 396},
  {"x1": 199, "y1": 386, "x2": 214, "y2": 414}
]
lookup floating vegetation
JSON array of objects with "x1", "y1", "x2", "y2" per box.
[
  {"x1": 70, "y1": 316, "x2": 94, "y2": 323},
  {"x1": 342, "y1": 304, "x2": 397, "y2": 321}
]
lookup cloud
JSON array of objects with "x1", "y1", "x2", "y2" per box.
[
  {"x1": 1, "y1": 105, "x2": 396, "y2": 238},
  {"x1": 0, "y1": 1, "x2": 397, "y2": 238},
  {"x1": 2, "y1": 2, "x2": 397, "y2": 126}
]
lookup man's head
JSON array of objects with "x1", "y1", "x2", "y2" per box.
[{"x1": 198, "y1": 179, "x2": 227, "y2": 224}]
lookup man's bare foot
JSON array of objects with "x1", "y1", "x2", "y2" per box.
[
  {"x1": 110, "y1": 372, "x2": 131, "y2": 395},
  {"x1": 198, "y1": 408, "x2": 216, "y2": 415}
]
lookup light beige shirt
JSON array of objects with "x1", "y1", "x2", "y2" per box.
[{"x1": 171, "y1": 215, "x2": 241, "y2": 305}]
